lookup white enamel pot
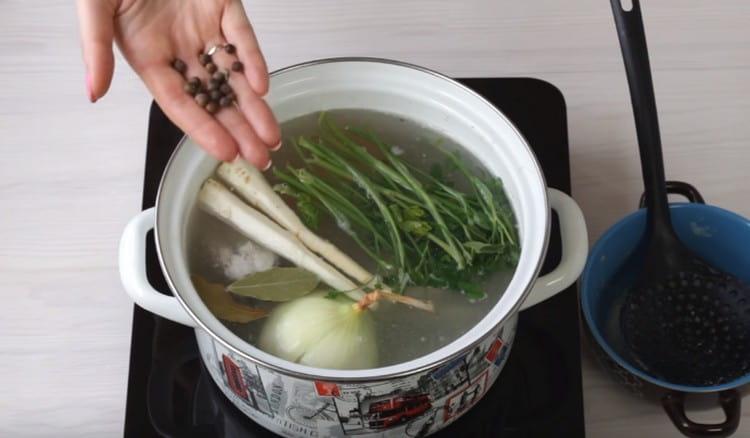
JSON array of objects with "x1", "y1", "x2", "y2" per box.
[{"x1": 119, "y1": 58, "x2": 588, "y2": 437}]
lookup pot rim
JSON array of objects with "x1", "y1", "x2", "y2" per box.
[
  {"x1": 581, "y1": 202, "x2": 750, "y2": 393},
  {"x1": 154, "y1": 56, "x2": 551, "y2": 381}
]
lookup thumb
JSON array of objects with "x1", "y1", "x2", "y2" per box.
[{"x1": 76, "y1": 0, "x2": 117, "y2": 102}]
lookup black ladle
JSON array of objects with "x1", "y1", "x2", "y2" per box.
[{"x1": 611, "y1": 0, "x2": 750, "y2": 386}]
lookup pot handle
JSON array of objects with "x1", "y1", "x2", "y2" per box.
[
  {"x1": 662, "y1": 390, "x2": 741, "y2": 438},
  {"x1": 119, "y1": 207, "x2": 197, "y2": 327},
  {"x1": 520, "y1": 189, "x2": 588, "y2": 310},
  {"x1": 639, "y1": 180, "x2": 705, "y2": 208}
]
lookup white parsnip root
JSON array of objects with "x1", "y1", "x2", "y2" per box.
[
  {"x1": 217, "y1": 159, "x2": 374, "y2": 286},
  {"x1": 201, "y1": 166, "x2": 434, "y2": 313},
  {"x1": 216, "y1": 159, "x2": 434, "y2": 311},
  {"x1": 198, "y1": 178, "x2": 366, "y2": 302}
]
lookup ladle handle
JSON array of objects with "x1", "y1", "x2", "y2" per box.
[
  {"x1": 610, "y1": 0, "x2": 672, "y2": 231},
  {"x1": 662, "y1": 390, "x2": 741, "y2": 437}
]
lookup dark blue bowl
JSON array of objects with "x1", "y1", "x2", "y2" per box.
[{"x1": 580, "y1": 183, "x2": 750, "y2": 437}]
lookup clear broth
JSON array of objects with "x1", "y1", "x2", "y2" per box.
[{"x1": 187, "y1": 109, "x2": 518, "y2": 367}]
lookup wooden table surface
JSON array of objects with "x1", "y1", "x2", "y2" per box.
[{"x1": 2, "y1": 1, "x2": 749, "y2": 436}]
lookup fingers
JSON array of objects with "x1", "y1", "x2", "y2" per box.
[
  {"x1": 140, "y1": 65, "x2": 239, "y2": 162},
  {"x1": 228, "y1": 74, "x2": 281, "y2": 148},
  {"x1": 203, "y1": 41, "x2": 280, "y2": 162},
  {"x1": 140, "y1": 61, "x2": 272, "y2": 168},
  {"x1": 215, "y1": 106, "x2": 271, "y2": 169},
  {"x1": 221, "y1": 0, "x2": 269, "y2": 96},
  {"x1": 76, "y1": 0, "x2": 117, "y2": 102}
]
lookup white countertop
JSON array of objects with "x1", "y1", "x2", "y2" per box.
[{"x1": 2, "y1": 1, "x2": 749, "y2": 436}]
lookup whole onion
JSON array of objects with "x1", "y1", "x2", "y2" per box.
[{"x1": 258, "y1": 292, "x2": 378, "y2": 369}]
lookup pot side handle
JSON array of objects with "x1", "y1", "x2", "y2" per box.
[
  {"x1": 119, "y1": 207, "x2": 197, "y2": 327},
  {"x1": 662, "y1": 390, "x2": 741, "y2": 438},
  {"x1": 520, "y1": 188, "x2": 588, "y2": 310}
]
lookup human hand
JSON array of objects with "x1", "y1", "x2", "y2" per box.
[{"x1": 77, "y1": 0, "x2": 280, "y2": 169}]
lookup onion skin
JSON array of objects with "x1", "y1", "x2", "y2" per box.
[{"x1": 258, "y1": 292, "x2": 378, "y2": 369}]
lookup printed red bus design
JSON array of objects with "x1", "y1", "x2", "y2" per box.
[
  {"x1": 364, "y1": 393, "x2": 432, "y2": 429},
  {"x1": 222, "y1": 355, "x2": 249, "y2": 400}
]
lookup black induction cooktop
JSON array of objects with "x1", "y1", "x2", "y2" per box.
[{"x1": 123, "y1": 78, "x2": 585, "y2": 438}]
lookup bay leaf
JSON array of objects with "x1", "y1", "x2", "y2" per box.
[
  {"x1": 192, "y1": 275, "x2": 268, "y2": 323},
  {"x1": 227, "y1": 267, "x2": 320, "y2": 301}
]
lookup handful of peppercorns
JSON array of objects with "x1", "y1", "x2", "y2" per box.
[{"x1": 171, "y1": 44, "x2": 244, "y2": 115}]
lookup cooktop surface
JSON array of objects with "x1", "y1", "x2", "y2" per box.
[{"x1": 123, "y1": 78, "x2": 585, "y2": 438}]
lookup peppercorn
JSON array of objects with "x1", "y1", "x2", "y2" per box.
[
  {"x1": 219, "y1": 96, "x2": 233, "y2": 107},
  {"x1": 219, "y1": 83, "x2": 232, "y2": 94},
  {"x1": 205, "y1": 101, "x2": 219, "y2": 114},
  {"x1": 224, "y1": 43, "x2": 236, "y2": 54},
  {"x1": 205, "y1": 62, "x2": 217, "y2": 74},
  {"x1": 188, "y1": 76, "x2": 201, "y2": 87},
  {"x1": 212, "y1": 71, "x2": 226, "y2": 82},
  {"x1": 198, "y1": 53, "x2": 212, "y2": 66},
  {"x1": 231, "y1": 61, "x2": 244, "y2": 72},
  {"x1": 183, "y1": 82, "x2": 198, "y2": 96},
  {"x1": 210, "y1": 90, "x2": 222, "y2": 101},
  {"x1": 208, "y1": 78, "x2": 221, "y2": 90},
  {"x1": 195, "y1": 93, "x2": 210, "y2": 107},
  {"x1": 171, "y1": 58, "x2": 187, "y2": 74}
]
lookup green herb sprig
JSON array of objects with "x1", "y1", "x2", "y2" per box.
[{"x1": 273, "y1": 113, "x2": 520, "y2": 300}]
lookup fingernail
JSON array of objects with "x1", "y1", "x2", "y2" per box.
[
  {"x1": 271, "y1": 141, "x2": 282, "y2": 152},
  {"x1": 263, "y1": 159, "x2": 273, "y2": 171},
  {"x1": 86, "y1": 73, "x2": 96, "y2": 103}
]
